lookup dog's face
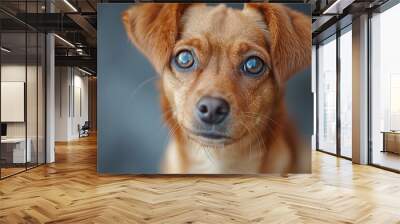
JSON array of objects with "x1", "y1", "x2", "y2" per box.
[
  {"x1": 123, "y1": 3, "x2": 310, "y2": 146},
  {"x1": 164, "y1": 5, "x2": 278, "y2": 146}
]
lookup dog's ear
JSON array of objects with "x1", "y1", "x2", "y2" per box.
[
  {"x1": 245, "y1": 3, "x2": 311, "y2": 82},
  {"x1": 122, "y1": 4, "x2": 196, "y2": 73}
]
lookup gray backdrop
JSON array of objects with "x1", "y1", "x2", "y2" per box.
[{"x1": 98, "y1": 3, "x2": 312, "y2": 174}]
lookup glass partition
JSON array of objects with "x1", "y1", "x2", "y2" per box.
[
  {"x1": 1, "y1": 30, "x2": 28, "y2": 177},
  {"x1": 27, "y1": 31, "x2": 38, "y2": 169},
  {"x1": 0, "y1": 1, "x2": 46, "y2": 179},
  {"x1": 317, "y1": 35, "x2": 337, "y2": 154}
]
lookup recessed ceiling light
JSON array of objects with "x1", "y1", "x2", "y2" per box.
[
  {"x1": 323, "y1": 0, "x2": 354, "y2": 15},
  {"x1": 63, "y1": 0, "x2": 78, "y2": 12},
  {"x1": 1, "y1": 47, "x2": 11, "y2": 53},
  {"x1": 54, "y1": 34, "x2": 75, "y2": 48},
  {"x1": 78, "y1": 67, "x2": 93, "y2": 76}
]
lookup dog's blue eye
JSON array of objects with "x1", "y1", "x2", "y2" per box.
[
  {"x1": 242, "y1": 56, "x2": 265, "y2": 77},
  {"x1": 175, "y1": 50, "x2": 194, "y2": 69}
]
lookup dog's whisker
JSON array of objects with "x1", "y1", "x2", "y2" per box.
[
  {"x1": 203, "y1": 146, "x2": 216, "y2": 167},
  {"x1": 242, "y1": 115, "x2": 272, "y2": 128},
  {"x1": 161, "y1": 114, "x2": 177, "y2": 130},
  {"x1": 129, "y1": 76, "x2": 159, "y2": 102},
  {"x1": 238, "y1": 120, "x2": 254, "y2": 161},
  {"x1": 238, "y1": 89, "x2": 249, "y2": 105},
  {"x1": 164, "y1": 123, "x2": 177, "y2": 138},
  {"x1": 243, "y1": 112, "x2": 279, "y2": 123},
  {"x1": 239, "y1": 113, "x2": 272, "y2": 161},
  {"x1": 240, "y1": 114, "x2": 278, "y2": 140},
  {"x1": 157, "y1": 112, "x2": 179, "y2": 139},
  {"x1": 242, "y1": 113, "x2": 282, "y2": 129},
  {"x1": 256, "y1": 131, "x2": 267, "y2": 156},
  {"x1": 162, "y1": 122, "x2": 181, "y2": 150}
]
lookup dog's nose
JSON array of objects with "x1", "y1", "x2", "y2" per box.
[{"x1": 196, "y1": 96, "x2": 230, "y2": 125}]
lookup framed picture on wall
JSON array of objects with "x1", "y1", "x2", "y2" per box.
[{"x1": 98, "y1": 3, "x2": 313, "y2": 174}]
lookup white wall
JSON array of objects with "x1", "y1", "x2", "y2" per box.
[
  {"x1": 72, "y1": 73, "x2": 89, "y2": 138},
  {"x1": 1, "y1": 65, "x2": 40, "y2": 138},
  {"x1": 55, "y1": 67, "x2": 89, "y2": 141},
  {"x1": 55, "y1": 67, "x2": 70, "y2": 141}
]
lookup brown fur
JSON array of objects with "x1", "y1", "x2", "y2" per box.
[{"x1": 122, "y1": 3, "x2": 311, "y2": 174}]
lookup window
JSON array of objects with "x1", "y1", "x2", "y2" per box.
[
  {"x1": 339, "y1": 27, "x2": 352, "y2": 158},
  {"x1": 317, "y1": 35, "x2": 337, "y2": 154},
  {"x1": 370, "y1": 3, "x2": 400, "y2": 171},
  {"x1": 312, "y1": 46, "x2": 317, "y2": 150}
]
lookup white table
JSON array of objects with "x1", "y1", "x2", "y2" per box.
[{"x1": 1, "y1": 138, "x2": 31, "y2": 163}]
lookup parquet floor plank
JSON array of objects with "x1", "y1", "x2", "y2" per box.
[{"x1": 1, "y1": 135, "x2": 400, "y2": 223}]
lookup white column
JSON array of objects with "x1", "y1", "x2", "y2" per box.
[
  {"x1": 46, "y1": 33, "x2": 55, "y2": 163},
  {"x1": 352, "y1": 14, "x2": 369, "y2": 164},
  {"x1": 46, "y1": 1, "x2": 55, "y2": 163}
]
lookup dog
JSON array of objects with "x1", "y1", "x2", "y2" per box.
[{"x1": 122, "y1": 3, "x2": 311, "y2": 174}]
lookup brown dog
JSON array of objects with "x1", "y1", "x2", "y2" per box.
[{"x1": 122, "y1": 3, "x2": 311, "y2": 174}]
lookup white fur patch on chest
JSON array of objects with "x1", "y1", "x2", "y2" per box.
[
  {"x1": 186, "y1": 144, "x2": 263, "y2": 174},
  {"x1": 164, "y1": 135, "x2": 292, "y2": 174}
]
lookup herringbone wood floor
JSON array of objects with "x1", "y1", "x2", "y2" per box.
[{"x1": 1, "y1": 135, "x2": 400, "y2": 224}]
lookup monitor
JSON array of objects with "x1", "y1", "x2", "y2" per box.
[{"x1": 1, "y1": 123, "x2": 7, "y2": 137}]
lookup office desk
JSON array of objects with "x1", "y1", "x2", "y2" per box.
[
  {"x1": 382, "y1": 131, "x2": 400, "y2": 154},
  {"x1": 1, "y1": 138, "x2": 32, "y2": 163}
]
